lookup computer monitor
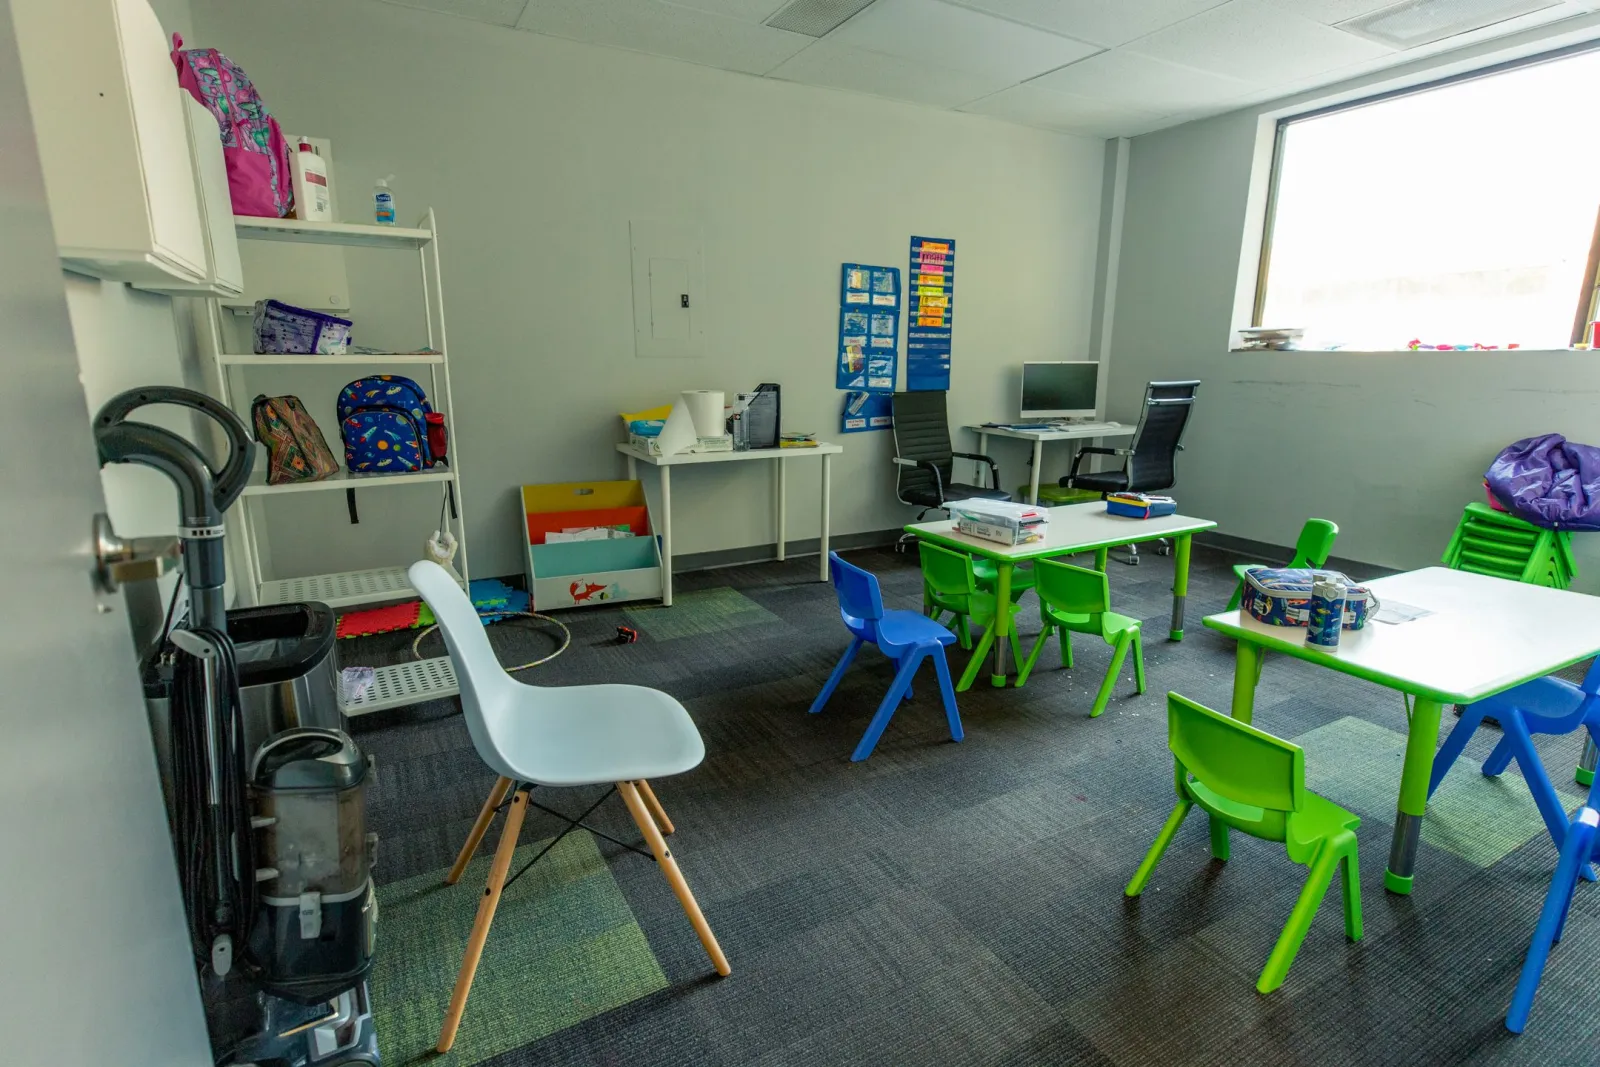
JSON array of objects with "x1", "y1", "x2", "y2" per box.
[{"x1": 1020, "y1": 361, "x2": 1099, "y2": 420}]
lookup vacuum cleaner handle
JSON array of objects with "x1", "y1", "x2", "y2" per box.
[{"x1": 95, "y1": 386, "x2": 255, "y2": 512}]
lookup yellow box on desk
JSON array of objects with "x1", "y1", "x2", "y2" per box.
[{"x1": 522, "y1": 480, "x2": 663, "y2": 610}]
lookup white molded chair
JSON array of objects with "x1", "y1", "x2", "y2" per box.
[{"x1": 407, "y1": 561, "x2": 730, "y2": 1053}]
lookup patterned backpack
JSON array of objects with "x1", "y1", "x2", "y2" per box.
[
  {"x1": 251, "y1": 395, "x2": 341, "y2": 485},
  {"x1": 337, "y1": 376, "x2": 445, "y2": 474},
  {"x1": 170, "y1": 34, "x2": 293, "y2": 218}
]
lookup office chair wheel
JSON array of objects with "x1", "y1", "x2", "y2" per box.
[
  {"x1": 1155, "y1": 538, "x2": 1173, "y2": 557},
  {"x1": 1112, "y1": 544, "x2": 1141, "y2": 566}
]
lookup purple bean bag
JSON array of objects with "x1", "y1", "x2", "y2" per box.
[{"x1": 1485, "y1": 434, "x2": 1600, "y2": 530}]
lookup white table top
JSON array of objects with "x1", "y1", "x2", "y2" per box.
[
  {"x1": 906, "y1": 501, "x2": 1215, "y2": 560},
  {"x1": 965, "y1": 422, "x2": 1134, "y2": 442},
  {"x1": 1204, "y1": 567, "x2": 1600, "y2": 704},
  {"x1": 617, "y1": 441, "x2": 842, "y2": 466}
]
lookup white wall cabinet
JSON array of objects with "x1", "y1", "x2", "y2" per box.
[
  {"x1": 136, "y1": 93, "x2": 245, "y2": 296},
  {"x1": 14, "y1": 0, "x2": 210, "y2": 287}
]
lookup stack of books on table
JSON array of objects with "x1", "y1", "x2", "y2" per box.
[{"x1": 951, "y1": 500, "x2": 1049, "y2": 546}]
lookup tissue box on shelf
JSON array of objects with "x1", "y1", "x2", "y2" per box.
[
  {"x1": 951, "y1": 500, "x2": 1048, "y2": 546},
  {"x1": 1105, "y1": 493, "x2": 1177, "y2": 519}
]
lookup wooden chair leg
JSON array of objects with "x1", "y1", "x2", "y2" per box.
[
  {"x1": 635, "y1": 779, "x2": 675, "y2": 836},
  {"x1": 446, "y1": 776, "x2": 514, "y2": 885},
  {"x1": 618, "y1": 781, "x2": 730, "y2": 977},
  {"x1": 438, "y1": 788, "x2": 529, "y2": 1052}
]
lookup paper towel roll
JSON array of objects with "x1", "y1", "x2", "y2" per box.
[{"x1": 680, "y1": 390, "x2": 725, "y2": 438}]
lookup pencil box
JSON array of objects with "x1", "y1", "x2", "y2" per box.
[
  {"x1": 1105, "y1": 493, "x2": 1177, "y2": 519},
  {"x1": 1242, "y1": 567, "x2": 1378, "y2": 630}
]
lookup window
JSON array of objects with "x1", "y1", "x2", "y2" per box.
[{"x1": 1255, "y1": 45, "x2": 1600, "y2": 351}]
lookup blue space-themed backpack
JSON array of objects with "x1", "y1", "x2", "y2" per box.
[{"x1": 337, "y1": 376, "x2": 439, "y2": 473}]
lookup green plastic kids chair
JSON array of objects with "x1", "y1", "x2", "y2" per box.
[
  {"x1": 1225, "y1": 518, "x2": 1339, "y2": 611},
  {"x1": 1126, "y1": 693, "x2": 1363, "y2": 994},
  {"x1": 919, "y1": 541, "x2": 1023, "y2": 692},
  {"x1": 1014, "y1": 557, "x2": 1145, "y2": 717}
]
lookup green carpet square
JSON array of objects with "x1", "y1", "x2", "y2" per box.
[
  {"x1": 372, "y1": 832, "x2": 667, "y2": 1066},
  {"x1": 625, "y1": 587, "x2": 780, "y2": 641},
  {"x1": 1294, "y1": 715, "x2": 1549, "y2": 868}
]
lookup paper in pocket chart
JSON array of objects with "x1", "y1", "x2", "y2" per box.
[
  {"x1": 837, "y1": 263, "x2": 900, "y2": 392},
  {"x1": 907, "y1": 236, "x2": 954, "y2": 391}
]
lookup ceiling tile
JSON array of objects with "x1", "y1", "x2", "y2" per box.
[
  {"x1": 943, "y1": 0, "x2": 1233, "y2": 48},
  {"x1": 378, "y1": 0, "x2": 531, "y2": 27},
  {"x1": 516, "y1": 0, "x2": 812, "y2": 74},
  {"x1": 1126, "y1": 0, "x2": 1393, "y2": 85},
  {"x1": 1030, "y1": 49, "x2": 1255, "y2": 112},
  {"x1": 663, "y1": 0, "x2": 789, "y2": 21},
  {"x1": 828, "y1": 0, "x2": 1102, "y2": 82},
  {"x1": 1255, "y1": 0, "x2": 1400, "y2": 24},
  {"x1": 960, "y1": 83, "x2": 1169, "y2": 137},
  {"x1": 768, "y1": 41, "x2": 1010, "y2": 107}
]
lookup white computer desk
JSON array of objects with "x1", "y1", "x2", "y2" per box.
[
  {"x1": 965, "y1": 422, "x2": 1135, "y2": 505},
  {"x1": 618, "y1": 441, "x2": 843, "y2": 606}
]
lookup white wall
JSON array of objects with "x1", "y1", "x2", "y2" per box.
[
  {"x1": 191, "y1": 0, "x2": 1107, "y2": 580},
  {"x1": 1107, "y1": 17, "x2": 1600, "y2": 593}
]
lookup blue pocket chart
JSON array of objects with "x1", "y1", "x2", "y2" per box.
[
  {"x1": 837, "y1": 263, "x2": 900, "y2": 392},
  {"x1": 840, "y1": 390, "x2": 894, "y2": 434},
  {"x1": 907, "y1": 237, "x2": 954, "y2": 391}
]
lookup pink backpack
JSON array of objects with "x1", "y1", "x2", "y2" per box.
[{"x1": 170, "y1": 34, "x2": 293, "y2": 219}]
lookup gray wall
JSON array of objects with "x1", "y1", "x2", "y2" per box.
[
  {"x1": 191, "y1": 0, "x2": 1110, "y2": 580},
  {"x1": 1106, "y1": 17, "x2": 1600, "y2": 592}
]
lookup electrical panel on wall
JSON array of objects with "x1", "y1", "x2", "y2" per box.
[{"x1": 630, "y1": 220, "x2": 704, "y2": 358}]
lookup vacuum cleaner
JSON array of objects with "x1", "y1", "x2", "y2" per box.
[{"x1": 96, "y1": 387, "x2": 380, "y2": 1067}]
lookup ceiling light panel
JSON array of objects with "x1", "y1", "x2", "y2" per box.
[
  {"x1": 1338, "y1": 0, "x2": 1562, "y2": 47},
  {"x1": 765, "y1": 0, "x2": 878, "y2": 36},
  {"x1": 828, "y1": 0, "x2": 1102, "y2": 82}
]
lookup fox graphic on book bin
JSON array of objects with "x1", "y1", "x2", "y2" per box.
[{"x1": 337, "y1": 375, "x2": 448, "y2": 472}]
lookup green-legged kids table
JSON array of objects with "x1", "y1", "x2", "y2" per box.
[
  {"x1": 905, "y1": 502, "x2": 1217, "y2": 688},
  {"x1": 1205, "y1": 566, "x2": 1600, "y2": 895}
]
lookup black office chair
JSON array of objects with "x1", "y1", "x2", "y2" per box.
[
  {"x1": 1061, "y1": 379, "x2": 1199, "y2": 565},
  {"x1": 891, "y1": 391, "x2": 1008, "y2": 534}
]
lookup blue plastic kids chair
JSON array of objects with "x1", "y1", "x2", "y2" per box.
[
  {"x1": 1506, "y1": 775, "x2": 1600, "y2": 1032},
  {"x1": 810, "y1": 552, "x2": 963, "y2": 762},
  {"x1": 1429, "y1": 658, "x2": 1600, "y2": 877}
]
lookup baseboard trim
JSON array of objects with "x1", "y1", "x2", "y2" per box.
[
  {"x1": 1194, "y1": 530, "x2": 1399, "y2": 579},
  {"x1": 672, "y1": 528, "x2": 905, "y2": 573}
]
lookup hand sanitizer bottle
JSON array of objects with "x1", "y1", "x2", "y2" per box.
[{"x1": 374, "y1": 175, "x2": 396, "y2": 226}]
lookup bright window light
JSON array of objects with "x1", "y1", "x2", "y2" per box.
[{"x1": 1256, "y1": 47, "x2": 1600, "y2": 351}]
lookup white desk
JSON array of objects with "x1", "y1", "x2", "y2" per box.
[
  {"x1": 1205, "y1": 567, "x2": 1600, "y2": 894},
  {"x1": 618, "y1": 442, "x2": 843, "y2": 606},
  {"x1": 966, "y1": 423, "x2": 1135, "y2": 505}
]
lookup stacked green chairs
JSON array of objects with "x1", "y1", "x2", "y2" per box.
[
  {"x1": 1126, "y1": 693, "x2": 1364, "y2": 994},
  {"x1": 1225, "y1": 518, "x2": 1339, "y2": 611},
  {"x1": 1015, "y1": 557, "x2": 1145, "y2": 717},
  {"x1": 919, "y1": 541, "x2": 1023, "y2": 692},
  {"x1": 1443, "y1": 502, "x2": 1576, "y2": 588}
]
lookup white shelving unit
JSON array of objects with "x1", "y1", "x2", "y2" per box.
[{"x1": 200, "y1": 209, "x2": 467, "y2": 716}]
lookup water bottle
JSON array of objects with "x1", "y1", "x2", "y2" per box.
[
  {"x1": 374, "y1": 175, "x2": 396, "y2": 226},
  {"x1": 1306, "y1": 572, "x2": 1346, "y2": 650}
]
